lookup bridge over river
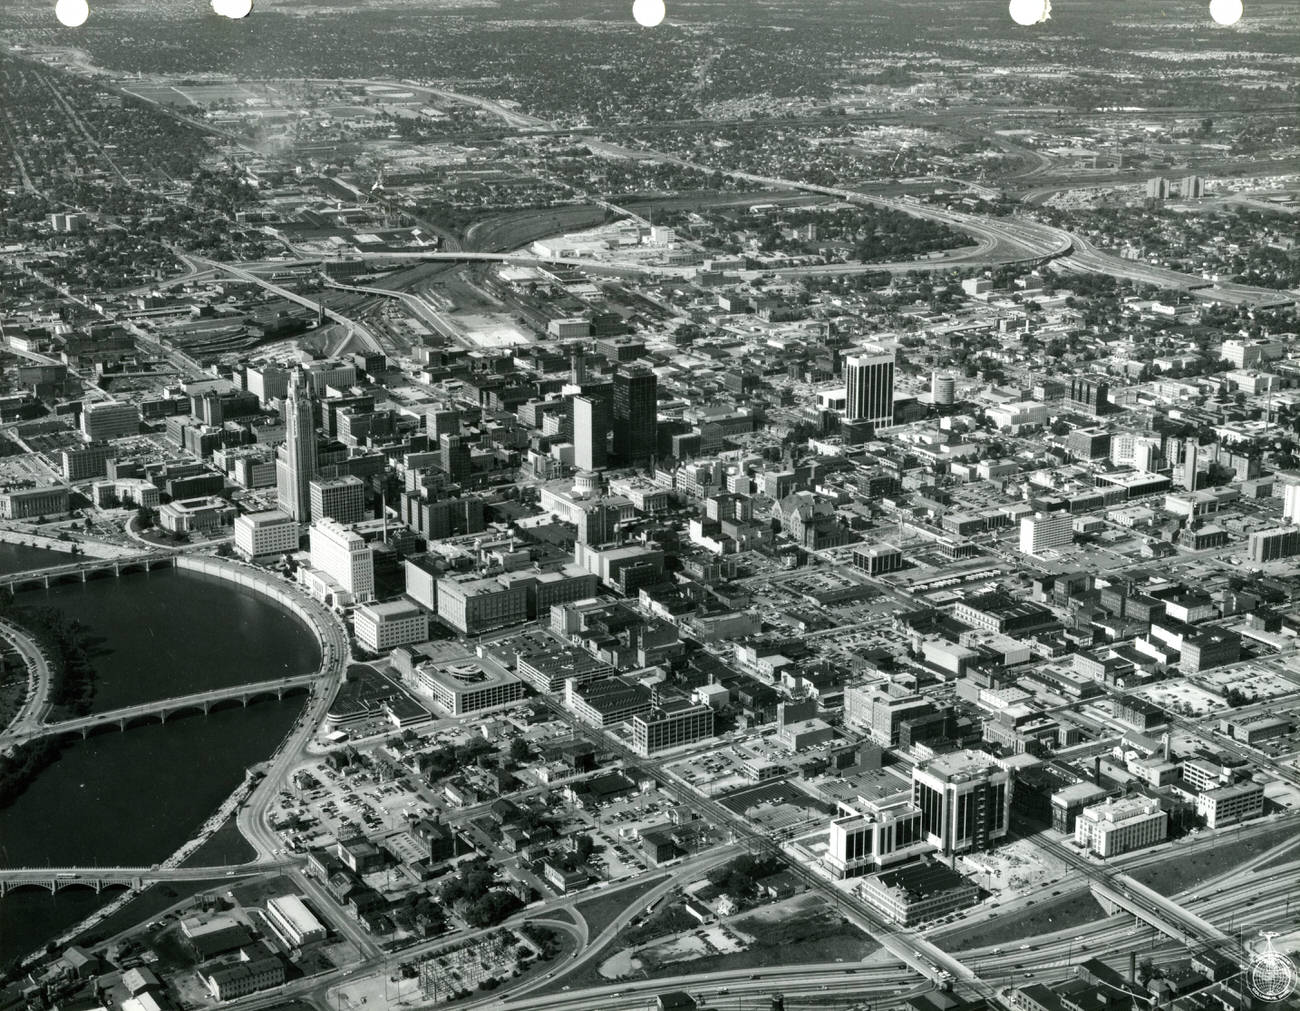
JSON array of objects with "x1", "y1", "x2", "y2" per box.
[
  {"x1": 0, "y1": 858, "x2": 300, "y2": 895},
  {"x1": 0, "y1": 673, "x2": 320, "y2": 747}
]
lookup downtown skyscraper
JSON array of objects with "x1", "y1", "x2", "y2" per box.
[
  {"x1": 612, "y1": 364, "x2": 657, "y2": 465},
  {"x1": 845, "y1": 345, "x2": 896, "y2": 430},
  {"x1": 276, "y1": 368, "x2": 319, "y2": 521}
]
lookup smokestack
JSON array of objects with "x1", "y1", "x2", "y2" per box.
[
  {"x1": 1162, "y1": 733, "x2": 1170, "y2": 762},
  {"x1": 1094, "y1": 755, "x2": 1102, "y2": 786}
]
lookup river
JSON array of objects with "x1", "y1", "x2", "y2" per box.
[
  {"x1": 0, "y1": 562, "x2": 321, "y2": 964},
  {"x1": 0, "y1": 542, "x2": 76, "y2": 576}
]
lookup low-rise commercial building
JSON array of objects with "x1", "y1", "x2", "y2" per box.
[
  {"x1": 1074, "y1": 797, "x2": 1167, "y2": 857},
  {"x1": 858, "y1": 860, "x2": 979, "y2": 925},
  {"x1": 405, "y1": 656, "x2": 524, "y2": 716},
  {"x1": 436, "y1": 575, "x2": 528, "y2": 635},
  {"x1": 1195, "y1": 781, "x2": 1264, "y2": 829},
  {"x1": 564, "y1": 674, "x2": 652, "y2": 728},
  {"x1": 265, "y1": 895, "x2": 326, "y2": 947},
  {"x1": 203, "y1": 953, "x2": 285, "y2": 1001}
]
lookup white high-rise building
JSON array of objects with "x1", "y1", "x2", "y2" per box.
[
  {"x1": 573, "y1": 395, "x2": 607, "y2": 472},
  {"x1": 930, "y1": 372, "x2": 956, "y2": 406},
  {"x1": 911, "y1": 750, "x2": 1011, "y2": 856},
  {"x1": 1020, "y1": 511, "x2": 1073, "y2": 554},
  {"x1": 233, "y1": 510, "x2": 298, "y2": 561},
  {"x1": 845, "y1": 346, "x2": 895, "y2": 429},
  {"x1": 310, "y1": 519, "x2": 374, "y2": 602},
  {"x1": 276, "y1": 369, "x2": 318, "y2": 522},
  {"x1": 1284, "y1": 483, "x2": 1300, "y2": 525}
]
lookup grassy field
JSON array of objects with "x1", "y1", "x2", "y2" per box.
[
  {"x1": 549, "y1": 894, "x2": 877, "y2": 993},
  {"x1": 572, "y1": 875, "x2": 667, "y2": 939},
  {"x1": 933, "y1": 888, "x2": 1109, "y2": 953},
  {"x1": 1129, "y1": 821, "x2": 1300, "y2": 896},
  {"x1": 633, "y1": 900, "x2": 878, "y2": 981},
  {"x1": 181, "y1": 814, "x2": 257, "y2": 867}
]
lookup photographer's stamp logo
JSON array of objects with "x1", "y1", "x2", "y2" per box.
[{"x1": 1247, "y1": 932, "x2": 1297, "y2": 1003}]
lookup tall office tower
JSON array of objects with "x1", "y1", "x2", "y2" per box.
[
  {"x1": 570, "y1": 349, "x2": 588, "y2": 386},
  {"x1": 1284, "y1": 483, "x2": 1300, "y2": 525},
  {"x1": 426, "y1": 408, "x2": 460, "y2": 441},
  {"x1": 275, "y1": 369, "x2": 318, "y2": 521},
  {"x1": 1067, "y1": 375, "x2": 1110, "y2": 416},
  {"x1": 573, "y1": 395, "x2": 608, "y2": 472},
  {"x1": 1145, "y1": 176, "x2": 1169, "y2": 200},
  {"x1": 439, "y1": 434, "x2": 471, "y2": 484},
  {"x1": 844, "y1": 346, "x2": 896, "y2": 429},
  {"x1": 310, "y1": 475, "x2": 366, "y2": 525},
  {"x1": 931, "y1": 371, "x2": 956, "y2": 407},
  {"x1": 1182, "y1": 437, "x2": 1199, "y2": 492},
  {"x1": 911, "y1": 749, "x2": 1011, "y2": 856},
  {"x1": 612, "y1": 364, "x2": 657, "y2": 465},
  {"x1": 309, "y1": 518, "x2": 374, "y2": 603}
]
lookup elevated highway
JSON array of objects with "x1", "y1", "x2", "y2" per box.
[
  {"x1": 1091, "y1": 875, "x2": 1229, "y2": 946},
  {"x1": 191, "y1": 256, "x2": 387, "y2": 354}
]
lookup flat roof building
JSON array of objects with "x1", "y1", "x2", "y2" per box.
[
  {"x1": 265, "y1": 894, "x2": 326, "y2": 947},
  {"x1": 911, "y1": 749, "x2": 1012, "y2": 855},
  {"x1": 234, "y1": 509, "x2": 298, "y2": 561},
  {"x1": 0, "y1": 485, "x2": 68, "y2": 521},
  {"x1": 565, "y1": 674, "x2": 652, "y2": 728},
  {"x1": 1074, "y1": 797, "x2": 1167, "y2": 857},
  {"x1": 354, "y1": 600, "x2": 428, "y2": 654},
  {"x1": 405, "y1": 656, "x2": 524, "y2": 716},
  {"x1": 310, "y1": 475, "x2": 366, "y2": 525},
  {"x1": 631, "y1": 698, "x2": 715, "y2": 757}
]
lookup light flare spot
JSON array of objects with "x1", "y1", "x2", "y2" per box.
[
  {"x1": 54, "y1": 0, "x2": 89, "y2": 28},
  {"x1": 633, "y1": 0, "x2": 666, "y2": 28}
]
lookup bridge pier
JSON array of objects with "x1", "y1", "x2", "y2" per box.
[
  {"x1": 80, "y1": 570, "x2": 87, "y2": 582},
  {"x1": 113, "y1": 562, "x2": 121, "y2": 577},
  {"x1": 42, "y1": 575, "x2": 49, "y2": 589}
]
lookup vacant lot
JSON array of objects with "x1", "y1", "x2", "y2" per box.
[
  {"x1": 933, "y1": 888, "x2": 1109, "y2": 953},
  {"x1": 572, "y1": 874, "x2": 667, "y2": 938},
  {"x1": 589, "y1": 894, "x2": 878, "y2": 986},
  {"x1": 1130, "y1": 821, "x2": 1300, "y2": 896}
]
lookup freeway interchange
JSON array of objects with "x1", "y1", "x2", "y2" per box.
[{"x1": 207, "y1": 814, "x2": 1297, "y2": 1011}]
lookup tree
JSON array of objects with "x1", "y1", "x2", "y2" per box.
[
  {"x1": 136, "y1": 506, "x2": 155, "y2": 530},
  {"x1": 508, "y1": 738, "x2": 531, "y2": 764}
]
